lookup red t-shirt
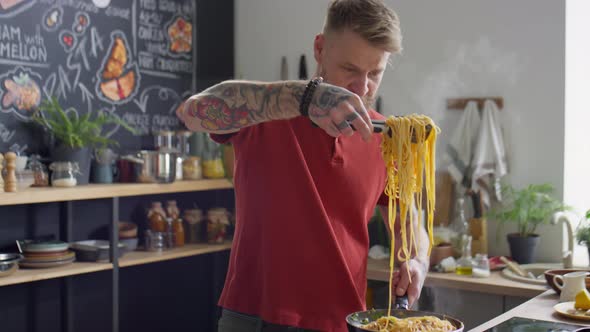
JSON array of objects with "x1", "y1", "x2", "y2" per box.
[{"x1": 212, "y1": 112, "x2": 387, "y2": 331}]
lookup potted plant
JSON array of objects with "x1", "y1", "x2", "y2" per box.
[
  {"x1": 576, "y1": 210, "x2": 590, "y2": 265},
  {"x1": 487, "y1": 183, "x2": 568, "y2": 264},
  {"x1": 32, "y1": 97, "x2": 135, "y2": 184}
]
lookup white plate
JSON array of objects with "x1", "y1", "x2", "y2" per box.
[{"x1": 554, "y1": 301, "x2": 590, "y2": 321}]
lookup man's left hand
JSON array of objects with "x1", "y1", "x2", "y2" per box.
[{"x1": 390, "y1": 258, "x2": 428, "y2": 308}]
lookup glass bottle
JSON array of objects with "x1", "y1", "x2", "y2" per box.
[
  {"x1": 456, "y1": 234, "x2": 474, "y2": 276},
  {"x1": 165, "y1": 200, "x2": 180, "y2": 220},
  {"x1": 472, "y1": 253, "x2": 491, "y2": 278},
  {"x1": 450, "y1": 197, "x2": 469, "y2": 255},
  {"x1": 173, "y1": 218, "x2": 185, "y2": 247}
]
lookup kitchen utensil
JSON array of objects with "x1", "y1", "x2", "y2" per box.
[
  {"x1": 0, "y1": 253, "x2": 22, "y2": 278},
  {"x1": 298, "y1": 54, "x2": 307, "y2": 80},
  {"x1": 545, "y1": 269, "x2": 590, "y2": 294},
  {"x1": 500, "y1": 256, "x2": 528, "y2": 278},
  {"x1": 120, "y1": 150, "x2": 177, "y2": 183},
  {"x1": 554, "y1": 301, "x2": 590, "y2": 321},
  {"x1": 346, "y1": 296, "x2": 464, "y2": 332},
  {"x1": 371, "y1": 119, "x2": 433, "y2": 142},
  {"x1": 70, "y1": 240, "x2": 126, "y2": 262},
  {"x1": 280, "y1": 56, "x2": 288, "y2": 80},
  {"x1": 554, "y1": 271, "x2": 590, "y2": 302}
]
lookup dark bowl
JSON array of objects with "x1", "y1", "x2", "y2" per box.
[{"x1": 544, "y1": 269, "x2": 590, "y2": 294}]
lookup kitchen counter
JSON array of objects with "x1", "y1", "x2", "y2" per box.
[
  {"x1": 367, "y1": 258, "x2": 547, "y2": 298},
  {"x1": 470, "y1": 290, "x2": 588, "y2": 331}
]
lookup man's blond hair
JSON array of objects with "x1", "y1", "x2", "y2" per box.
[{"x1": 323, "y1": 0, "x2": 402, "y2": 54}]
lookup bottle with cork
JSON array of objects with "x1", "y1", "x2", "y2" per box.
[
  {"x1": 148, "y1": 202, "x2": 167, "y2": 233},
  {"x1": 165, "y1": 200, "x2": 185, "y2": 247}
]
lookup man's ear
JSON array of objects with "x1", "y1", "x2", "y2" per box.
[{"x1": 313, "y1": 33, "x2": 325, "y2": 65}]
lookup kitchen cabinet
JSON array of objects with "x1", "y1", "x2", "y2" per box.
[{"x1": 0, "y1": 179, "x2": 233, "y2": 332}]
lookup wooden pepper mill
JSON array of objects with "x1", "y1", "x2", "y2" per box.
[
  {"x1": 0, "y1": 152, "x2": 4, "y2": 190},
  {"x1": 4, "y1": 152, "x2": 17, "y2": 192}
]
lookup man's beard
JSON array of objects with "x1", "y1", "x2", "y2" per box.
[{"x1": 318, "y1": 69, "x2": 376, "y2": 110}]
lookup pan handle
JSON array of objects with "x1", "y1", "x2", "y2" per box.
[{"x1": 394, "y1": 295, "x2": 409, "y2": 310}]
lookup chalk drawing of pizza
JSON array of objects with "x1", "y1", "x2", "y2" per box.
[
  {"x1": 0, "y1": 0, "x2": 35, "y2": 17},
  {"x1": 96, "y1": 32, "x2": 140, "y2": 104},
  {"x1": 167, "y1": 16, "x2": 192, "y2": 54}
]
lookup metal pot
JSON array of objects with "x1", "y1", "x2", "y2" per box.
[
  {"x1": 121, "y1": 150, "x2": 177, "y2": 184},
  {"x1": 346, "y1": 296, "x2": 464, "y2": 332}
]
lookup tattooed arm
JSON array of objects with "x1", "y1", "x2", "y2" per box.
[{"x1": 177, "y1": 80, "x2": 373, "y2": 140}]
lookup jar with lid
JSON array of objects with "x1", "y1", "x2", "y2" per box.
[
  {"x1": 182, "y1": 156, "x2": 202, "y2": 180},
  {"x1": 148, "y1": 202, "x2": 167, "y2": 232},
  {"x1": 29, "y1": 154, "x2": 48, "y2": 187},
  {"x1": 472, "y1": 253, "x2": 491, "y2": 278},
  {"x1": 155, "y1": 130, "x2": 175, "y2": 150},
  {"x1": 207, "y1": 208, "x2": 230, "y2": 244},
  {"x1": 184, "y1": 208, "x2": 203, "y2": 243},
  {"x1": 49, "y1": 162, "x2": 80, "y2": 187},
  {"x1": 165, "y1": 200, "x2": 180, "y2": 220}
]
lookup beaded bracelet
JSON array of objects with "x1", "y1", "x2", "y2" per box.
[{"x1": 299, "y1": 77, "x2": 323, "y2": 116}]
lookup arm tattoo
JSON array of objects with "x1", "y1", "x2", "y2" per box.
[
  {"x1": 184, "y1": 81, "x2": 305, "y2": 132},
  {"x1": 309, "y1": 86, "x2": 350, "y2": 118}
]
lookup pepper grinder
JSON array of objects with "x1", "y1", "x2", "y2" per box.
[
  {"x1": 4, "y1": 152, "x2": 17, "y2": 192},
  {"x1": 0, "y1": 152, "x2": 4, "y2": 190}
]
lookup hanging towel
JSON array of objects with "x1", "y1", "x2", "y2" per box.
[
  {"x1": 471, "y1": 99, "x2": 508, "y2": 208},
  {"x1": 445, "y1": 101, "x2": 481, "y2": 191}
]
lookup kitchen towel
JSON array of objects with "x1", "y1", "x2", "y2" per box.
[
  {"x1": 445, "y1": 101, "x2": 481, "y2": 191},
  {"x1": 471, "y1": 99, "x2": 508, "y2": 207}
]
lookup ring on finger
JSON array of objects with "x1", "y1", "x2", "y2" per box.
[
  {"x1": 345, "y1": 112, "x2": 359, "y2": 122},
  {"x1": 336, "y1": 121, "x2": 351, "y2": 130}
]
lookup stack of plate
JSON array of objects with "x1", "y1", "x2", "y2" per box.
[{"x1": 19, "y1": 241, "x2": 75, "y2": 268}]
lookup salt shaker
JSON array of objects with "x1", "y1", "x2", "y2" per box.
[{"x1": 4, "y1": 152, "x2": 17, "y2": 192}]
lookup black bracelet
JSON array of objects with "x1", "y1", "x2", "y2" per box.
[{"x1": 299, "y1": 77, "x2": 323, "y2": 116}]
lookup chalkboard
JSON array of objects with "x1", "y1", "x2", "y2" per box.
[{"x1": 0, "y1": 0, "x2": 204, "y2": 154}]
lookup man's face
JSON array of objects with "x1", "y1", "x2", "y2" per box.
[{"x1": 314, "y1": 29, "x2": 390, "y2": 109}]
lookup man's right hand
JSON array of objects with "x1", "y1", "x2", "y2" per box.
[{"x1": 307, "y1": 83, "x2": 374, "y2": 141}]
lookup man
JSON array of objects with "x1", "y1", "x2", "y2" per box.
[{"x1": 177, "y1": 1, "x2": 429, "y2": 331}]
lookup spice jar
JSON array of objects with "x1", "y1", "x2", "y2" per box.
[
  {"x1": 184, "y1": 208, "x2": 204, "y2": 243},
  {"x1": 49, "y1": 162, "x2": 80, "y2": 187},
  {"x1": 29, "y1": 155, "x2": 48, "y2": 187},
  {"x1": 182, "y1": 156, "x2": 202, "y2": 180},
  {"x1": 207, "y1": 208, "x2": 230, "y2": 244},
  {"x1": 173, "y1": 218, "x2": 185, "y2": 247},
  {"x1": 148, "y1": 202, "x2": 167, "y2": 232}
]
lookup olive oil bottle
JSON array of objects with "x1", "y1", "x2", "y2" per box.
[{"x1": 456, "y1": 234, "x2": 474, "y2": 276}]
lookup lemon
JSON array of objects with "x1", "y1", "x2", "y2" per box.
[{"x1": 574, "y1": 289, "x2": 590, "y2": 310}]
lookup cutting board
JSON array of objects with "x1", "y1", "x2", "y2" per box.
[{"x1": 434, "y1": 171, "x2": 454, "y2": 226}]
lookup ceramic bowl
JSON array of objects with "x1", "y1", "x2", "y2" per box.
[
  {"x1": 118, "y1": 222, "x2": 138, "y2": 239},
  {"x1": 544, "y1": 268, "x2": 590, "y2": 294}
]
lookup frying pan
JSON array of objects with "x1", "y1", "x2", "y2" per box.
[{"x1": 346, "y1": 296, "x2": 464, "y2": 332}]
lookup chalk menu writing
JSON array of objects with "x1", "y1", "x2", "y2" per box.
[{"x1": 0, "y1": 0, "x2": 195, "y2": 154}]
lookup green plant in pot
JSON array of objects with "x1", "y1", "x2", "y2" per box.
[
  {"x1": 487, "y1": 183, "x2": 568, "y2": 264},
  {"x1": 575, "y1": 210, "x2": 590, "y2": 266},
  {"x1": 32, "y1": 97, "x2": 135, "y2": 185}
]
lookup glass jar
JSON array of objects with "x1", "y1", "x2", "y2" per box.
[
  {"x1": 202, "y1": 137, "x2": 225, "y2": 179},
  {"x1": 165, "y1": 200, "x2": 180, "y2": 220},
  {"x1": 29, "y1": 155, "x2": 49, "y2": 187},
  {"x1": 49, "y1": 162, "x2": 80, "y2": 187},
  {"x1": 155, "y1": 130, "x2": 175, "y2": 150},
  {"x1": 184, "y1": 208, "x2": 203, "y2": 243},
  {"x1": 207, "y1": 208, "x2": 230, "y2": 244},
  {"x1": 148, "y1": 202, "x2": 167, "y2": 232},
  {"x1": 182, "y1": 156, "x2": 202, "y2": 180},
  {"x1": 472, "y1": 253, "x2": 491, "y2": 278}
]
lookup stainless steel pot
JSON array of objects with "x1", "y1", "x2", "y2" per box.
[
  {"x1": 346, "y1": 296, "x2": 464, "y2": 332},
  {"x1": 121, "y1": 150, "x2": 177, "y2": 184}
]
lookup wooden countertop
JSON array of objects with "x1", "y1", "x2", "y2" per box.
[
  {"x1": 367, "y1": 258, "x2": 548, "y2": 298},
  {"x1": 471, "y1": 290, "x2": 588, "y2": 331}
]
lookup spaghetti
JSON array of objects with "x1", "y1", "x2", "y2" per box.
[
  {"x1": 375, "y1": 115, "x2": 440, "y2": 330},
  {"x1": 362, "y1": 316, "x2": 455, "y2": 332}
]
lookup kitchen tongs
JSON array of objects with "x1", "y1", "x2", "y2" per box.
[{"x1": 371, "y1": 119, "x2": 433, "y2": 143}]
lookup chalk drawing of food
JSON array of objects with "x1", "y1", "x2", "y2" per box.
[
  {"x1": 0, "y1": 0, "x2": 25, "y2": 10},
  {"x1": 96, "y1": 32, "x2": 139, "y2": 104},
  {"x1": 0, "y1": 0, "x2": 34, "y2": 17},
  {"x1": 167, "y1": 16, "x2": 192, "y2": 54},
  {"x1": 1, "y1": 72, "x2": 41, "y2": 112}
]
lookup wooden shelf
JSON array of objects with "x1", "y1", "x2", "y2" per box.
[
  {"x1": 119, "y1": 242, "x2": 232, "y2": 268},
  {"x1": 0, "y1": 262, "x2": 113, "y2": 287},
  {"x1": 0, "y1": 179, "x2": 234, "y2": 206}
]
